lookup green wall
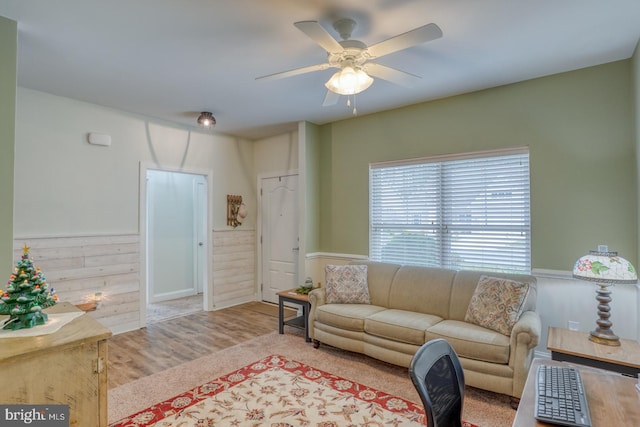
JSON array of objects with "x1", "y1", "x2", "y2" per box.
[
  {"x1": 318, "y1": 60, "x2": 637, "y2": 271},
  {"x1": 303, "y1": 122, "x2": 321, "y2": 253},
  {"x1": 0, "y1": 16, "x2": 16, "y2": 272}
]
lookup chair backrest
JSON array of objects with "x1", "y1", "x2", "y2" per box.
[{"x1": 409, "y1": 339, "x2": 465, "y2": 427}]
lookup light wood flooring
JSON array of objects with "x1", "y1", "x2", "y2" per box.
[
  {"x1": 107, "y1": 301, "x2": 295, "y2": 389},
  {"x1": 146, "y1": 293, "x2": 203, "y2": 324}
]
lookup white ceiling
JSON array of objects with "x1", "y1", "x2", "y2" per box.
[{"x1": 1, "y1": 1, "x2": 640, "y2": 140}]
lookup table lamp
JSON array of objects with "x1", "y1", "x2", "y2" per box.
[{"x1": 573, "y1": 245, "x2": 637, "y2": 346}]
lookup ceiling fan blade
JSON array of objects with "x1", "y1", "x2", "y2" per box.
[
  {"x1": 294, "y1": 21, "x2": 344, "y2": 53},
  {"x1": 256, "y1": 63, "x2": 330, "y2": 81},
  {"x1": 364, "y1": 63, "x2": 421, "y2": 88},
  {"x1": 367, "y1": 23, "x2": 442, "y2": 58},
  {"x1": 322, "y1": 90, "x2": 340, "y2": 106}
]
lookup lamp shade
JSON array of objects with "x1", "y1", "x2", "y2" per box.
[
  {"x1": 573, "y1": 246, "x2": 637, "y2": 284},
  {"x1": 325, "y1": 66, "x2": 373, "y2": 95}
]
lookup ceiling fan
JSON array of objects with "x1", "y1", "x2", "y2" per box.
[{"x1": 256, "y1": 18, "x2": 443, "y2": 107}]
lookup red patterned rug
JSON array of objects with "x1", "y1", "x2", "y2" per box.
[{"x1": 110, "y1": 354, "x2": 478, "y2": 427}]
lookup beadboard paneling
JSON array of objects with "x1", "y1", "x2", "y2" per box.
[
  {"x1": 13, "y1": 235, "x2": 140, "y2": 333},
  {"x1": 11, "y1": 231, "x2": 258, "y2": 333},
  {"x1": 212, "y1": 229, "x2": 256, "y2": 308}
]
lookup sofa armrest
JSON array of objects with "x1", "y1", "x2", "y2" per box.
[
  {"x1": 308, "y1": 287, "x2": 325, "y2": 307},
  {"x1": 307, "y1": 288, "x2": 326, "y2": 340},
  {"x1": 511, "y1": 310, "x2": 541, "y2": 350},
  {"x1": 509, "y1": 310, "x2": 542, "y2": 398}
]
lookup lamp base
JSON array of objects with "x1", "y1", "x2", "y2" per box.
[
  {"x1": 589, "y1": 282, "x2": 621, "y2": 346},
  {"x1": 589, "y1": 329, "x2": 621, "y2": 346}
]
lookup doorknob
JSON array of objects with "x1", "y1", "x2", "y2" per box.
[
  {"x1": 292, "y1": 247, "x2": 299, "y2": 251},
  {"x1": 198, "y1": 242, "x2": 204, "y2": 246}
]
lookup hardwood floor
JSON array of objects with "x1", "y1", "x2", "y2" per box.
[
  {"x1": 146, "y1": 293, "x2": 203, "y2": 324},
  {"x1": 107, "y1": 301, "x2": 295, "y2": 389}
]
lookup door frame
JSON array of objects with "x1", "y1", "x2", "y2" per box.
[
  {"x1": 139, "y1": 162, "x2": 213, "y2": 328},
  {"x1": 256, "y1": 169, "x2": 299, "y2": 302}
]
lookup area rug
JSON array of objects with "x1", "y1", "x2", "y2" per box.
[
  {"x1": 108, "y1": 332, "x2": 515, "y2": 426},
  {"x1": 110, "y1": 354, "x2": 478, "y2": 427}
]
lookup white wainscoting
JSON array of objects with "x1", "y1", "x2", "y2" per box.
[
  {"x1": 13, "y1": 230, "x2": 259, "y2": 334},
  {"x1": 13, "y1": 234, "x2": 140, "y2": 334},
  {"x1": 211, "y1": 229, "x2": 256, "y2": 309},
  {"x1": 305, "y1": 253, "x2": 640, "y2": 357},
  {"x1": 534, "y1": 270, "x2": 639, "y2": 356}
]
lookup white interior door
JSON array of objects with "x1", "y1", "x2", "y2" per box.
[
  {"x1": 194, "y1": 178, "x2": 207, "y2": 294},
  {"x1": 147, "y1": 170, "x2": 206, "y2": 303},
  {"x1": 261, "y1": 174, "x2": 299, "y2": 303}
]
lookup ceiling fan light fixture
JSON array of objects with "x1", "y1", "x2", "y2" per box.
[
  {"x1": 197, "y1": 111, "x2": 216, "y2": 129},
  {"x1": 325, "y1": 66, "x2": 373, "y2": 95}
]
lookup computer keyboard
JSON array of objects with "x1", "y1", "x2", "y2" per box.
[{"x1": 534, "y1": 364, "x2": 592, "y2": 427}]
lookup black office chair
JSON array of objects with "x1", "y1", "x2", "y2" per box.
[{"x1": 409, "y1": 339, "x2": 465, "y2": 427}]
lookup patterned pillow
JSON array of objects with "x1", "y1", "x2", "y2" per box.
[
  {"x1": 325, "y1": 265, "x2": 370, "y2": 304},
  {"x1": 464, "y1": 275, "x2": 530, "y2": 336}
]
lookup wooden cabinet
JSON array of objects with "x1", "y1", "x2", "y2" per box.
[{"x1": 0, "y1": 302, "x2": 112, "y2": 426}]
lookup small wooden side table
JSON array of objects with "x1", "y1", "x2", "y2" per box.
[
  {"x1": 277, "y1": 289, "x2": 311, "y2": 342},
  {"x1": 547, "y1": 326, "x2": 640, "y2": 377}
]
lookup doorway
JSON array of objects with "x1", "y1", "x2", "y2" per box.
[
  {"x1": 143, "y1": 168, "x2": 209, "y2": 324},
  {"x1": 260, "y1": 173, "x2": 299, "y2": 303}
]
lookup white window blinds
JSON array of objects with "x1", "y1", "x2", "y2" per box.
[{"x1": 370, "y1": 149, "x2": 530, "y2": 274}]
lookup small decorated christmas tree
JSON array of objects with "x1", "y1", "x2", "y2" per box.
[{"x1": 0, "y1": 245, "x2": 57, "y2": 330}]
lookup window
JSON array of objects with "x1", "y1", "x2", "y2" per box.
[{"x1": 369, "y1": 148, "x2": 530, "y2": 274}]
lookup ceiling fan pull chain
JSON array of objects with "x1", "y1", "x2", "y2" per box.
[{"x1": 352, "y1": 94, "x2": 358, "y2": 115}]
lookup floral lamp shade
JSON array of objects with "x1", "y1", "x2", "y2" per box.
[
  {"x1": 572, "y1": 245, "x2": 637, "y2": 346},
  {"x1": 572, "y1": 246, "x2": 637, "y2": 284}
]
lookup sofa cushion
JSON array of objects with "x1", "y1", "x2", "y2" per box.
[
  {"x1": 316, "y1": 304, "x2": 386, "y2": 332},
  {"x1": 350, "y1": 261, "x2": 401, "y2": 307},
  {"x1": 325, "y1": 264, "x2": 371, "y2": 304},
  {"x1": 426, "y1": 320, "x2": 511, "y2": 364},
  {"x1": 365, "y1": 309, "x2": 442, "y2": 345},
  {"x1": 464, "y1": 275, "x2": 530, "y2": 336},
  {"x1": 388, "y1": 266, "x2": 456, "y2": 318}
]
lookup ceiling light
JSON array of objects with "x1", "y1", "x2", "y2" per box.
[
  {"x1": 197, "y1": 112, "x2": 216, "y2": 129},
  {"x1": 325, "y1": 66, "x2": 373, "y2": 95}
]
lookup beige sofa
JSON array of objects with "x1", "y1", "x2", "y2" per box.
[{"x1": 308, "y1": 260, "x2": 540, "y2": 401}]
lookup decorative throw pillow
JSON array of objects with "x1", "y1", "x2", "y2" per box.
[
  {"x1": 464, "y1": 275, "x2": 530, "y2": 336},
  {"x1": 325, "y1": 264, "x2": 370, "y2": 304}
]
